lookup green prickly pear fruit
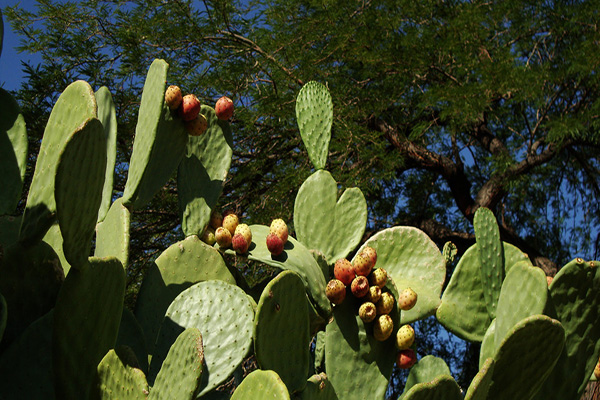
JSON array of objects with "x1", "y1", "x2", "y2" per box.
[
  {"x1": 359, "y1": 301, "x2": 377, "y2": 323},
  {"x1": 373, "y1": 314, "x2": 393, "y2": 341},
  {"x1": 396, "y1": 348, "x2": 417, "y2": 369},
  {"x1": 396, "y1": 324, "x2": 415, "y2": 350},
  {"x1": 210, "y1": 210, "x2": 223, "y2": 230},
  {"x1": 232, "y1": 233, "x2": 249, "y2": 254},
  {"x1": 185, "y1": 114, "x2": 208, "y2": 136},
  {"x1": 215, "y1": 96, "x2": 234, "y2": 120},
  {"x1": 222, "y1": 213, "x2": 239, "y2": 236},
  {"x1": 353, "y1": 253, "x2": 373, "y2": 276},
  {"x1": 365, "y1": 285, "x2": 382, "y2": 303},
  {"x1": 351, "y1": 276, "x2": 369, "y2": 298},
  {"x1": 266, "y1": 233, "x2": 284, "y2": 256},
  {"x1": 178, "y1": 94, "x2": 201, "y2": 121},
  {"x1": 368, "y1": 268, "x2": 387, "y2": 288},
  {"x1": 397, "y1": 287, "x2": 418, "y2": 311},
  {"x1": 269, "y1": 218, "x2": 288, "y2": 244},
  {"x1": 361, "y1": 246, "x2": 377, "y2": 268},
  {"x1": 334, "y1": 259, "x2": 355, "y2": 286},
  {"x1": 215, "y1": 226, "x2": 232, "y2": 248},
  {"x1": 326, "y1": 279, "x2": 346, "y2": 305},
  {"x1": 375, "y1": 292, "x2": 394, "y2": 315},
  {"x1": 201, "y1": 227, "x2": 216, "y2": 245},
  {"x1": 234, "y1": 223, "x2": 252, "y2": 244},
  {"x1": 165, "y1": 85, "x2": 183, "y2": 110}
]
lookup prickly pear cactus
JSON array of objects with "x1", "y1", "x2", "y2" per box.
[{"x1": 296, "y1": 81, "x2": 333, "y2": 170}]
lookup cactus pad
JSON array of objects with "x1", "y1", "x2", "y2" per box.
[
  {"x1": 299, "y1": 373, "x2": 338, "y2": 400},
  {"x1": 94, "y1": 197, "x2": 131, "y2": 269},
  {"x1": 95, "y1": 86, "x2": 118, "y2": 223},
  {"x1": 116, "y1": 308, "x2": 149, "y2": 374},
  {"x1": 402, "y1": 356, "x2": 451, "y2": 396},
  {"x1": 94, "y1": 348, "x2": 147, "y2": 400},
  {"x1": 464, "y1": 358, "x2": 495, "y2": 400},
  {"x1": 401, "y1": 375, "x2": 462, "y2": 400},
  {"x1": 231, "y1": 369, "x2": 291, "y2": 400}
]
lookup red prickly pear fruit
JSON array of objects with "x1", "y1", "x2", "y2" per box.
[
  {"x1": 209, "y1": 210, "x2": 223, "y2": 230},
  {"x1": 215, "y1": 96, "x2": 234, "y2": 120},
  {"x1": 200, "y1": 227, "x2": 216, "y2": 246},
  {"x1": 396, "y1": 324, "x2": 415, "y2": 350},
  {"x1": 178, "y1": 94, "x2": 201, "y2": 121},
  {"x1": 373, "y1": 314, "x2": 393, "y2": 341},
  {"x1": 375, "y1": 292, "x2": 395, "y2": 315},
  {"x1": 234, "y1": 223, "x2": 252, "y2": 244},
  {"x1": 165, "y1": 85, "x2": 183, "y2": 110},
  {"x1": 334, "y1": 259, "x2": 355, "y2": 286},
  {"x1": 326, "y1": 279, "x2": 346, "y2": 305},
  {"x1": 215, "y1": 227, "x2": 232, "y2": 248},
  {"x1": 185, "y1": 114, "x2": 208, "y2": 136},
  {"x1": 358, "y1": 302, "x2": 377, "y2": 323},
  {"x1": 397, "y1": 287, "x2": 418, "y2": 311},
  {"x1": 353, "y1": 253, "x2": 373, "y2": 276},
  {"x1": 397, "y1": 349, "x2": 417, "y2": 369},
  {"x1": 368, "y1": 268, "x2": 388, "y2": 288},
  {"x1": 361, "y1": 246, "x2": 377, "y2": 267},
  {"x1": 546, "y1": 276, "x2": 553, "y2": 286},
  {"x1": 365, "y1": 285, "x2": 382, "y2": 303},
  {"x1": 266, "y1": 233, "x2": 284, "y2": 256},
  {"x1": 269, "y1": 218, "x2": 288, "y2": 244},
  {"x1": 232, "y1": 233, "x2": 249, "y2": 254},
  {"x1": 351, "y1": 276, "x2": 369, "y2": 298},
  {"x1": 222, "y1": 213, "x2": 239, "y2": 236}
]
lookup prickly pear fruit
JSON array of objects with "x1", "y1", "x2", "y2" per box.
[
  {"x1": 215, "y1": 96, "x2": 234, "y2": 120},
  {"x1": 368, "y1": 268, "x2": 387, "y2": 288},
  {"x1": 201, "y1": 227, "x2": 216, "y2": 246},
  {"x1": 178, "y1": 94, "x2": 201, "y2": 121},
  {"x1": 353, "y1": 253, "x2": 373, "y2": 276},
  {"x1": 326, "y1": 279, "x2": 346, "y2": 305},
  {"x1": 375, "y1": 292, "x2": 395, "y2": 315},
  {"x1": 266, "y1": 233, "x2": 284, "y2": 256},
  {"x1": 232, "y1": 233, "x2": 249, "y2": 254},
  {"x1": 359, "y1": 302, "x2": 377, "y2": 323},
  {"x1": 397, "y1": 287, "x2": 418, "y2": 311},
  {"x1": 546, "y1": 276, "x2": 553, "y2": 286},
  {"x1": 334, "y1": 259, "x2": 356, "y2": 286},
  {"x1": 165, "y1": 85, "x2": 183, "y2": 110},
  {"x1": 595, "y1": 356, "x2": 600, "y2": 379},
  {"x1": 270, "y1": 218, "x2": 288, "y2": 244},
  {"x1": 215, "y1": 227, "x2": 232, "y2": 248},
  {"x1": 234, "y1": 223, "x2": 252, "y2": 244},
  {"x1": 361, "y1": 246, "x2": 377, "y2": 267},
  {"x1": 185, "y1": 113, "x2": 208, "y2": 136},
  {"x1": 210, "y1": 210, "x2": 223, "y2": 230},
  {"x1": 365, "y1": 285, "x2": 382, "y2": 304},
  {"x1": 373, "y1": 314, "x2": 393, "y2": 341},
  {"x1": 396, "y1": 349, "x2": 417, "y2": 369},
  {"x1": 222, "y1": 213, "x2": 239, "y2": 236},
  {"x1": 351, "y1": 276, "x2": 369, "y2": 298},
  {"x1": 396, "y1": 324, "x2": 415, "y2": 350}
]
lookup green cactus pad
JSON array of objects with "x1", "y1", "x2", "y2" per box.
[
  {"x1": 478, "y1": 319, "x2": 496, "y2": 369},
  {"x1": 93, "y1": 348, "x2": 148, "y2": 400},
  {"x1": 494, "y1": 262, "x2": 547, "y2": 351},
  {"x1": 534, "y1": 258, "x2": 600, "y2": 400},
  {"x1": 42, "y1": 222, "x2": 71, "y2": 275},
  {"x1": 357, "y1": 226, "x2": 446, "y2": 324},
  {"x1": 0, "y1": 310, "x2": 54, "y2": 400},
  {"x1": 240, "y1": 224, "x2": 331, "y2": 320},
  {"x1": 231, "y1": 369, "x2": 291, "y2": 400},
  {"x1": 0, "y1": 88, "x2": 27, "y2": 216},
  {"x1": 295, "y1": 81, "x2": 333, "y2": 170},
  {"x1": 464, "y1": 358, "x2": 495, "y2": 400},
  {"x1": 0, "y1": 215, "x2": 21, "y2": 248},
  {"x1": 401, "y1": 375, "x2": 462, "y2": 400},
  {"x1": 177, "y1": 105, "x2": 233, "y2": 237},
  {"x1": 135, "y1": 236, "x2": 235, "y2": 355},
  {"x1": 20, "y1": 80, "x2": 97, "y2": 244},
  {"x1": 313, "y1": 330, "x2": 327, "y2": 374},
  {"x1": 55, "y1": 117, "x2": 107, "y2": 269},
  {"x1": 254, "y1": 271, "x2": 310, "y2": 394},
  {"x1": 324, "y1": 297, "x2": 396, "y2": 400},
  {"x1": 294, "y1": 170, "x2": 367, "y2": 265},
  {"x1": 94, "y1": 198, "x2": 131, "y2": 269},
  {"x1": 436, "y1": 242, "x2": 530, "y2": 342},
  {"x1": 122, "y1": 59, "x2": 188, "y2": 209},
  {"x1": 473, "y1": 207, "x2": 504, "y2": 319},
  {"x1": 53, "y1": 257, "x2": 125, "y2": 400},
  {"x1": 116, "y1": 308, "x2": 149, "y2": 374},
  {"x1": 95, "y1": 86, "x2": 118, "y2": 223},
  {"x1": 150, "y1": 280, "x2": 254, "y2": 397},
  {"x1": 299, "y1": 373, "x2": 338, "y2": 400},
  {"x1": 402, "y1": 356, "x2": 451, "y2": 396},
  {"x1": 149, "y1": 328, "x2": 204, "y2": 400},
  {"x1": 486, "y1": 315, "x2": 564, "y2": 400},
  {"x1": 0, "y1": 241, "x2": 63, "y2": 347},
  {"x1": 442, "y1": 242, "x2": 457, "y2": 265}
]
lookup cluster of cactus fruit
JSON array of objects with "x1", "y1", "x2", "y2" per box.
[{"x1": 0, "y1": 19, "x2": 599, "y2": 398}]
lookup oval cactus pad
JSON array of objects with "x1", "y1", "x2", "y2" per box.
[
  {"x1": 402, "y1": 375, "x2": 463, "y2": 400},
  {"x1": 150, "y1": 280, "x2": 254, "y2": 397},
  {"x1": 295, "y1": 81, "x2": 333, "y2": 170},
  {"x1": 294, "y1": 169, "x2": 367, "y2": 265},
  {"x1": 358, "y1": 226, "x2": 446, "y2": 324},
  {"x1": 231, "y1": 369, "x2": 291, "y2": 400},
  {"x1": 95, "y1": 86, "x2": 118, "y2": 224}
]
